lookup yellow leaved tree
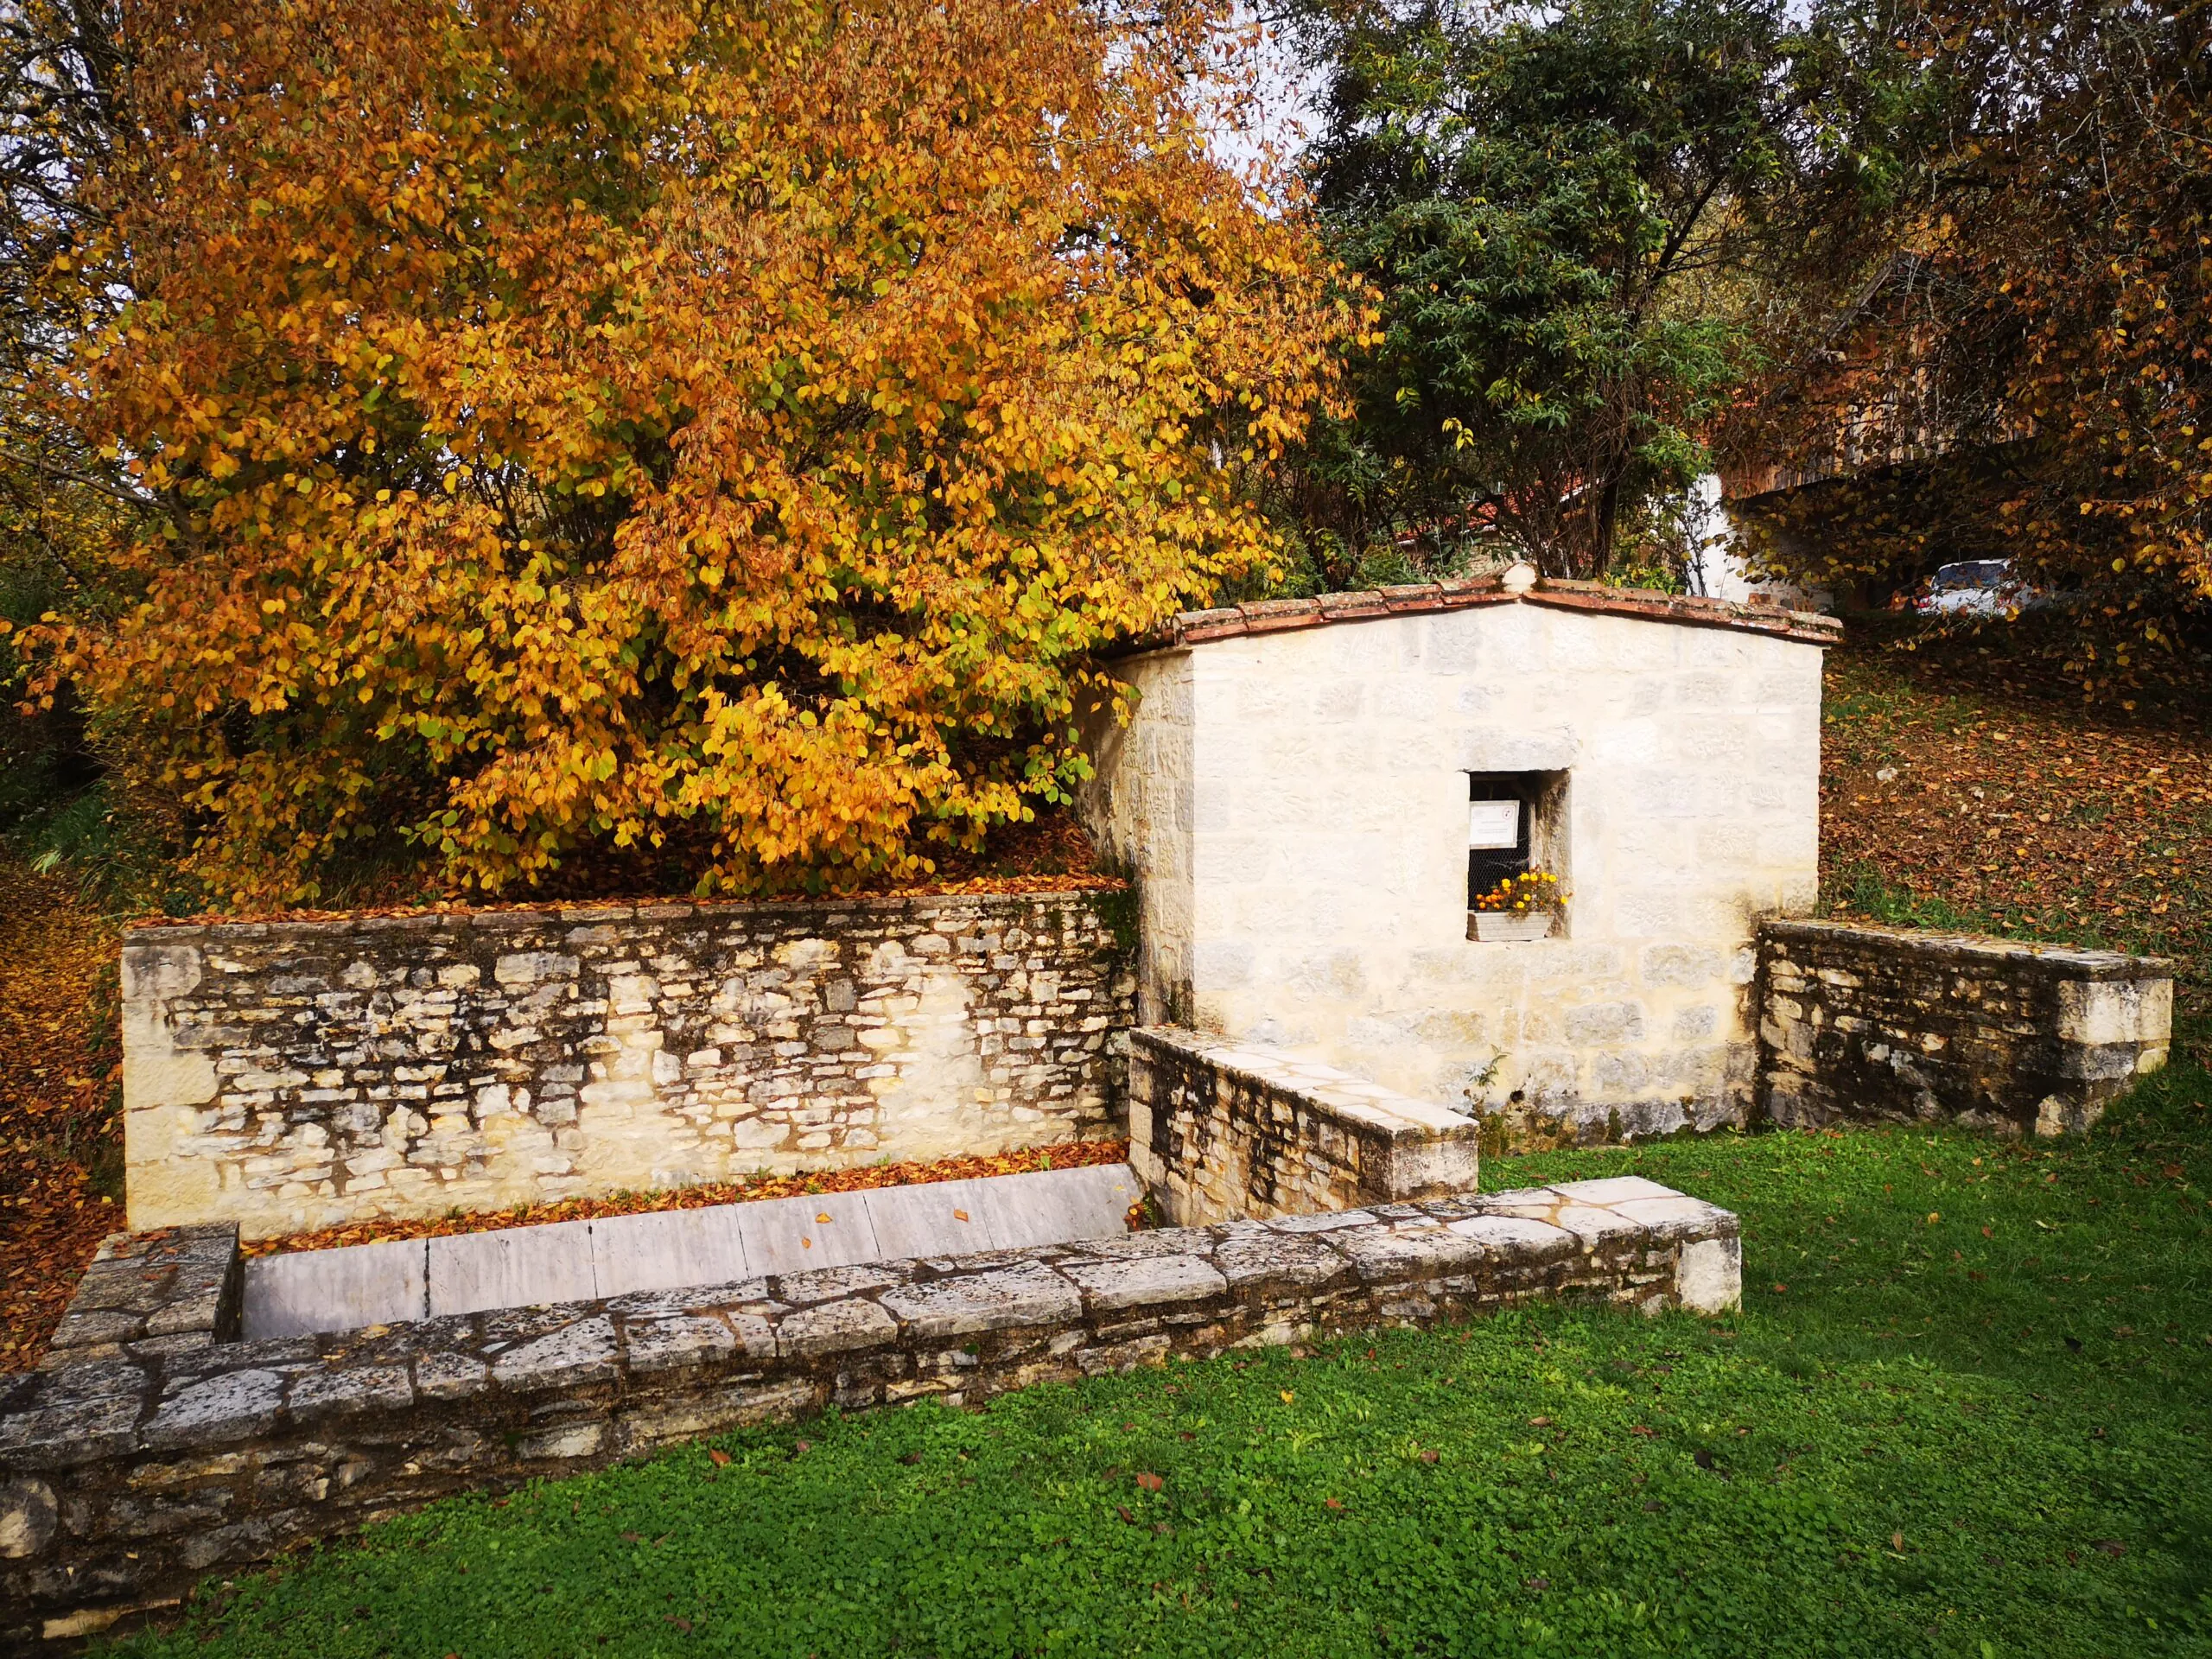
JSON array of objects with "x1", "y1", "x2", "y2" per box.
[{"x1": 33, "y1": 0, "x2": 1351, "y2": 903}]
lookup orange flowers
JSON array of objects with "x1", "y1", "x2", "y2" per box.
[{"x1": 1472, "y1": 869, "x2": 1565, "y2": 915}]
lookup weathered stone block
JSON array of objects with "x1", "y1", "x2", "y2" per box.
[
  {"x1": 877, "y1": 1262, "x2": 1082, "y2": 1338},
  {"x1": 45, "y1": 1224, "x2": 242, "y2": 1368},
  {"x1": 0, "y1": 1480, "x2": 56, "y2": 1560},
  {"x1": 1333, "y1": 1225, "x2": 1491, "y2": 1285},
  {"x1": 1754, "y1": 920, "x2": 2171, "y2": 1135},
  {"x1": 142, "y1": 1370, "x2": 288, "y2": 1449},
  {"x1": 490, "y1": 1319, "x2": 620, "y2": 1392},
  {"x1": 776, "y1": 1297, "x2": 898, "y2": 1357},
  {"x1": 1058, "y1": 1253, "x2": 1227, "y2": 1311},
  {"x1": 1675, "y1": 1236, "x2": 1742, "y2": 1313},
  {"x1": 1127, "y1": 1027, "x2": 1480, "y2": 1226}
]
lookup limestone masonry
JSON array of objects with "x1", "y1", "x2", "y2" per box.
[
  {"x1": 1129, "y1": 1027, "x2": 1483, "y2": 1224},
  {"x1": 32, "y1": 566, "x2": 2189, "y2": 1646},
  {"x1": 1083, "y1": 574, "x2": 1834, "y2": 1141},
  {"x1": 120, "y1": 892, "x2": 1136, "y2": 1238},
  {"x1": 1, "y1": 1178, "x2": 1738, "y2": 1642},
  {"x1": 39, "y1": 1226, "x2": 242, "y2": 1374},
  {"x1": 1756, "y1": 918, "x2": 2171, "y2": 1135}
]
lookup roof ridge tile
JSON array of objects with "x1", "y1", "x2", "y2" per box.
[{"x1": 1113, "y1": 576, "x2": 1840, "y2": 654}]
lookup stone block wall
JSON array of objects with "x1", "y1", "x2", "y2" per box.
[
  {"x1": 40, "y1": 1227, "x2": 242, "y2": 1372},
  {"x1": 1084, "y1": 594, "x2": 1830, "y2": 1141},
  {"x1": 122, "y1": 892, "x2": 1135, "y2": 1240},
  {"x1": 1079, "y1": 652, "x2": 1197, "y2": 1028},
  {"x1": 1129, "y1": 1027, "x2": 1482, "y2": 1226},
  {"x1": 0, "y1": 1179, "x2": 1738, "y2": 1642},
  {"x1": 1755, "y1": 919, "x2": 2172, "y2": 1135}
]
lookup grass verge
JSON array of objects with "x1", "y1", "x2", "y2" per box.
[{"x1": 107, "y1": 1060, "x2": 2212, "y2": 1658}]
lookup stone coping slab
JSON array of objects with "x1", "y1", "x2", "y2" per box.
[
  {"x1": 1132, "y1": 1027, "x2": 1475, "y2": 1141},
  {"x1": 39, "y1": 1225, "x2": 241, "y2": 1371},
  {"x1": 123, "y1": 882, "x2": 1128, "y2": 945},
  {"x1": 240, "y1": 1164, "x2": 1141, "y2": 1340},
  {"x1": 1760, "y1": 917, "x2": 2174, "y2": 980},
  {"x1": 2, "y1": 1179, "x2": 1738, "y2": 1642},
  {"x1": 1128, "y1": 1027, "x2": 1483, "y2": 1225}
]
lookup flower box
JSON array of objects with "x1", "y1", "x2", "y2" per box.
[{"x1": 1470, "y1": 911, "x2": 1553, "y2": 943}]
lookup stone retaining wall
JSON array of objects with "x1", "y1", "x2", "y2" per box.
[
  {"x1": 1755, "y1": 918, "x2": 2172, "y2": 1135},
  {"x1": 0, "y1": 1178, "x2": 1738, "y2": 1643},
  {"x1": 1128, "y1": 1028, "x2": 1483, "y2": 1225},
  {"x1": 121, "y1": 892, "x2": 1135, "y2": 1240},
  {"x1": 40, "y1": 1227, "x2": 242, "y2": 1372}
]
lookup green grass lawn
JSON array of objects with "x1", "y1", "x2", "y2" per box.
[{"x1": 112, "y1": 1064, "x2": 2212, "y2": 1659}]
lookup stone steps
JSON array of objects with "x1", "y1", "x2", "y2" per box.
[{"x1": 242, "y1": 1163, "x2": 1141, "y2": 1339}]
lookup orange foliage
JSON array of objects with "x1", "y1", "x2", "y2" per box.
[
  {"x1": 32, "y1": 0, "x2": 1352, "y2": 904},
  {"x1": 0, "y1": 863, "x2": 120, "y2": 1371}
]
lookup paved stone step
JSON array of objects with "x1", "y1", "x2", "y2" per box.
[{"x1": 241, "y1": 1163, "x2": 1141, "y2": 1339}]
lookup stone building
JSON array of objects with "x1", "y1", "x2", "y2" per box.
[{"x1": 1079, "y1": 563, "x2": 1839, "y2": 1140}]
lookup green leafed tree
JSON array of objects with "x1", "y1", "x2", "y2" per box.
[{"x1": 1282, "y1": 0, "x2": 1885, "y2": 582}]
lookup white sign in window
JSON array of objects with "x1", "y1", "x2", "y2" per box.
[{"x1": 1468, "y1": 799, "x2": 1520, "y2": 849}]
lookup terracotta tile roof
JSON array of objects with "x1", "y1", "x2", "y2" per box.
[{"x1": 1123, "y1": 572, "x2": 1842, "y2": 652}]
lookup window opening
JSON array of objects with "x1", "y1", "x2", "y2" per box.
[
  {"x1": 1466, "y1": 774, "x2": 1532, "y2": 904},
  {"x1": 1465, "y1": 769, "x2": 1568, "y2": 938}
]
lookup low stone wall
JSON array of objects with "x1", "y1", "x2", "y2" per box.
[
  {"x1": 0, "y1": 1178, "x2": 1737, "y2": 1643},
  {"x1": 1128, "y1": 1028, "x2": 1483, "y2": 1226},
  {"x1": 40, "y1": 1226, "x2": 242, "y2": 1370},
  {"x1": 1755, "y1": 919, "x2": 2172, "y2": 1135},
  {"x1": 122, "y1": 891, "x2": 1135, "y2": 1239}
]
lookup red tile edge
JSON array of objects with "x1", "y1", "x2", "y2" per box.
[{"x1": 1114, "y1": 576, "x2": 1840, "y2": 654}]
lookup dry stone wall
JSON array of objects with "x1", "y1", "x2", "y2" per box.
[
  {"x1": 39, "y1": 1227, "x2": 241, "y2": 1371},
  {"x1": 1755, "y1": 919, "x2": 2171, "y2": 1135},
  {"x1": 122, "y1": 892, "x2": 1135, "y2": 1240},
  {"x1": 1129, "y1": 1027, "x2": 1483, "y2": 1225},
  {"x1": 1, "y1": 1179, "x2": 1738, "y2": 1642}
]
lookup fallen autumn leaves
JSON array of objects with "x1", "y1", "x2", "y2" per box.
[
  {"x1": 1820, "y1": 638, "x2": 2212, "y2": 1014},
  {"x1": 239, "y1": 1138, "x2": 1134, "y2": 1260},
  {"x1": 0, "y1": 861, "x2": 122, "y2": 1370}
]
